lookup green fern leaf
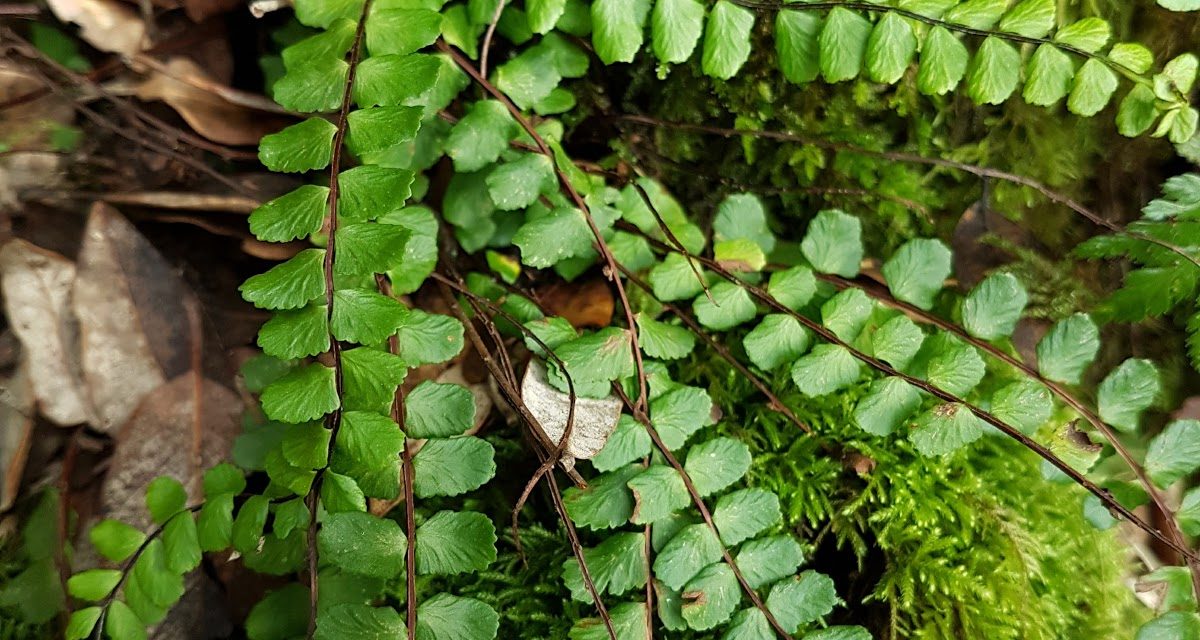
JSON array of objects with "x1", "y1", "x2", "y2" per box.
[{"x1": 702, "y1": 0, "x2": 754, "y2": 80}]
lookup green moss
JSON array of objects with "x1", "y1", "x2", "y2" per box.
[
  {"x1": 689, "y1": 352, "x2": 1148, "y2": 640},
  {"x1": 450, "y1": 525, "x2": 581, "y2": 639}
]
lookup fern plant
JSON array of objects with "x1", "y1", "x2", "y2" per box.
[
  {"x1": 1076, "y1": 172, "x2": 1200, "y2": 369},
  {"x1": 40, "y1": 0, "x2": 1200, "y2": 638},
  {"x1": 61, "y1": 1, "x2": 502, "y2": 638},
  {"x1": 513, "y1": 182, "x2": 1200, "y2": 636},
  {"x1": 576, "y1": 0, "x2": 1198, "y2": 141},
  {"x1": 502, "y1": 305, "x2": 860, "y2": 637}
]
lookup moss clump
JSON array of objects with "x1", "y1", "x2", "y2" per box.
[{"x1": 695, "y1": 354, "x2": 1148, "y2": 640}]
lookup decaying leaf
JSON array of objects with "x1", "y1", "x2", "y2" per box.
[
  {"x1": 240, "y1": 238, "x2": 307, "y2": 261},
  {"x1": 0, "y1": 357, "x2": 35, "y2": 512},
  {"x1": 45, "y1": 0, "x2": 146, "y2": 56},
  {"x1": 89, "y1": 373, "x2": 240, "y2": 637},
  {"x1": 153, "y1": 571, "x2": 236, "y2": 639},
  {"x1": 538, "y1": 279, "x2": 615, "y2": 328},
  {"x1": 180, "y1": 0, "x2": 243, "y2": 22},
  {"x1": 0, "y1": 152, "x2": 65, "y2": 210},
  {"x1": 522, "y1": 360, "x2": 622, "y2": 469},
  {"x1": 0, "y1": 64, "x2": 75, "y2": 153},
  {"x1": 73, "y1": 203, "x2": 200, "y2": 432},
  {"x1": 101, "y1": 372, "x2": 241, "y2": 528},
  {"x1": 1045, "y1": 419, "x2": 1104, "y2": 473},
  {"x1": 91, "y1": 191, "x2": 261, "y2": 214},
  {"x1": 951, "y1": 201, "x2": 1031, "y2": 288},
  {"x1": 0, "y1": 239, "x2": 92, "y2": 425},
  {"x1": 132, "y1": 57, "x2": 290, "y2": 146}
]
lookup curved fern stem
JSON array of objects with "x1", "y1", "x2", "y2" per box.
[
  {"x1": 672, "y1": 242, "x2": 1200, "y2": 565},
  {"x1": 620, "y1": 388, "x2": 795, "y2": 638},
  {"x1": 301, "y1": 2, "x2": 372, "y2": 636},
  {"x1": 376, "y1": 275, "x2": 418, "y2": 639},
  {"x1": 89, "y1": 505, "x2": 204, "y2": 640},
  {"x1": 437, "y1": 39, "x2": 653, "y2": 416},
  {"x1": 616, "y1": 114, "x2": 1200, "y2": 271},
  {"x1": 820, "y1": 271, "x2": 1200, "y2": 596}
]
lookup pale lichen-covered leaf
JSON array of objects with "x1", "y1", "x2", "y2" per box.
[
  {"x1": 523, "y1": 360, "x2": 623, "y2": 466},
  {"x1": 0, "y1": 239, "x2": 90, "y2": 425}
]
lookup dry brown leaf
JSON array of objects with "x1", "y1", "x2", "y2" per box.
[
  {"x1": 538, "y1": 278, "x2": 615, "y2": 329},
  {"x1": 100, "y1": 372, "x2": 241, "y2": 528},
  {"x1": 0, "y1": 239, "x2": 92, "y2": 425},
  {"x1": 86, "y1": 372, "x2": 241, "y2": 637},
  {"x1": 0, "y1": 64, "x2": 75, "y2": 154},
  {"x1": 45, "y1": 0, "x2": 146, "y2": 56},
  {"x1": 951, "y1": 202, "x2": 1032, "y2": 289},
  {"x1": 437, "y1": 364, "x2": 493, "y2": 432},
  {"x1": 152, "y1": 573, "x2": 235, "y2": 640},
  {"x1": 241, "y1": 238, "x2": 306, "y2": 261},
  {"x1": 74, "y1": 203, "x2": 200, "y2": 432},
  {"x1": 132, "y1": 55, "x2": 287, "y2": 114},
  {"x1": 0, "y1": 358, "x2": 35, "y2": 511},
  {"x1": 133, "y1": 57, "x2": 290, "y2": 146},
  {"x1": 521, "y1": 360, "x2": 622, "y2": 470},
  {"x1": 180, "y1": 0, "x2": 242, "y2": 21},
  {"x1": 0, "y1": 150, "x2": 66, "y2": 210}
]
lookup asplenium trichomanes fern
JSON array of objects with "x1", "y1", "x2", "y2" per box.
[
  {"x1": 62, "y1": 2, "x2": 501, "y2": 639},
  {"x1": 489, "y1": 182, "x2": 1200, "y2": 636},
  {"x1": 563, "y1": 0, "x2": 1197, "y2": 141}
]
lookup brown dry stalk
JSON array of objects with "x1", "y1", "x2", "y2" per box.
[
  {"x1": 2, "y1": 30, "x2": 259, "y2": 168},
  {"x1": 427, "y1": 270, "x2": 581, "y2": 549},
  {"x1": 628, "y1": 180, "x2": 713, "y2": 304}
]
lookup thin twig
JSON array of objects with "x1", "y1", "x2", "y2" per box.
[
  {"x1": 5, "y1": 54, "x2": 253, "y2": 198},
  {"x1": 479, "y1": 0, "x2": 506, "y2": 78},
  {"x1": 428, "y1": 271, "x2": 586, "y2": 486},
  {"x1": 629, "y1": 143, "x2": 931, "y2": 218},
  {"x1": 0, "y1": 4, "x2": 39, "y2": 16},
  {"x1": 56, "y1": 428, "x2": 82, "y2": 628},
  {"x1": 429, "y1": 269, "x2": 582, "y2": 547},
  {"x1": 2, "y1": 31, "x2": 259, "y2": 168},
  {"x1": 643, "y1": 520, "x2": 654, "y2": 638},
  {"x1": 629, "y1": 179, "x2": 713, "y2": 304}
]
